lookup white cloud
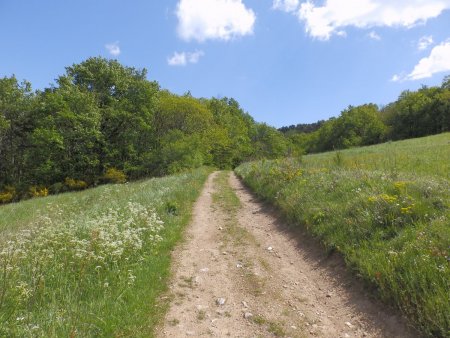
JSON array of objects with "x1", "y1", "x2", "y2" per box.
[
  {"x1": 273, "y1": 0, "x2": 299, "y2": 13},
  {"x1": 390, "y1": 74, "x2": 401, "y2": 82},
  {"x1": 168, "y1": 50, "x2": 205, "y2": 66},
  {"x1": 105, "y1": 41, "x2": 121, "y2": 56},
  {"x1": 282, "y1": 0, "x2": 450, "y2": 40},
  {"x1": 418, "y1": 35, "x2": 434, "y2": 50},
  {"x1": 176, "y1": 0, "x2": 256, "y2": 42},
  {"x1": 392, "y1": 41, "x2": 450, "y2": 81},
  {"x1": 368, "y1": 31, "x2": 381, "y2": 40},
  {"x1": 407, "y1": 41, "x2": 450, "y2": 80}
]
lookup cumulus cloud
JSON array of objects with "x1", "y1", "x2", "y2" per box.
[
  {"x1": 273, "y1": 0, "x2": 450, "y2": 40},
  {"x1": 273, "y1": 0, "x2": 299, "y2": 13},
  {"x1": 417, "y1": 35, "x2": 434, "y2": 50},
  {"x1": 105, "y1": 41, "x2": 121, "y2": 56},
  {"x1": 176, "y1": 0, "x2": 256, "y2": 42},
  {"x1": 392, "y1": 41, "x2": 450, "y2": 81},
  {"x1": 368, "y1": 31, "x2": 381, "y2": 40},
  {"x1": 168, "y1": 50, "x2": 205, "y2": 66},
  {"x1": 406, "y1": 41, "x2": 450, "y2": 80}
]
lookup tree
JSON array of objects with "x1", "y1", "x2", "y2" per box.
[
  {"x1": 250, "y1": 123, "x2": 291, "y2": 159},
  {"x1": 28, "y1": 84, "x2": 102, "y2": 185},
  {"x1": 333, "y1": 104, "x2": 386, "y2": 148},
  {"x1": 207, "y1": 97, "x2": 253, "y2": 168},
  {"x1": 0, "y1": 76, "x2": 35, "y2": 188},
  {"x1": 61, "y1": 57, "x2": 160, "y2": 178}
]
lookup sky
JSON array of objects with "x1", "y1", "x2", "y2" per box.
[{"x1": 1, "y1": 0, "x2": 450, "y2": 128}]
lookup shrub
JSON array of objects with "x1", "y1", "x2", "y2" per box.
[
  {"x1": 0, "y1": 186, "x2": 16, "y2": 204},
  {"x1": 104, "y1": 168, "x2": 127, "y2": 184},
  {"x1": 49, "y1": 182, "x2": 67, "y2": 194},
  {"x1": 28, "y1": 186, "x2": 49, "y2": 198},
  {"x1": 64, "y1": 177, "x2": 88, "y2": 190}
]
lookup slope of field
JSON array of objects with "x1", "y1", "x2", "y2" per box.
[
  {"x1": 235, "y1": 133, "x2": 450, "y2": 337},
  {"x1": 0, "y1": 168, "x2": 211, "y2": 337}
]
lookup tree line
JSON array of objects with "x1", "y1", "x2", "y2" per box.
[
  {"x1": 0, "y1": 57, "x2": 293, "y2": 202},
  {"x1": 281, "y1": 76, "x2": 450, "y2": 153},
  {"x1": 1, "y1": 57, "x2": 448, "y2": 203}
]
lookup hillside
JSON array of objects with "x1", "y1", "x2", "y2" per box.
[{"x1": 235, "y1": 133, "x2": 450, "y2": 337}]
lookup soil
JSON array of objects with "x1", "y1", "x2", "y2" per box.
[{"x1": 157, "y1": 172, "x2": 418, "y2": 338}]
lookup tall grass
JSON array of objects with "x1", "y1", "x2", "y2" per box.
[
  {"x1": 235, "y1": 134, "x2": 450, "y2": 337},
  {"x1": 0, "y1": 167, "x2": 211, "y2": 337}
]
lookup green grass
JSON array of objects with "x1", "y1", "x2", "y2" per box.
[
  {"x1": 235, "y1": 133, "x2": 450, "y2": 337},
  {"x1": 303, "y1": 133, "x2": 450, "y2": 179},
  {"x1": 212, "y1": 171, "x2": 241, "y2": 212},
  {"x1": 0, "y1": 167, "x2": 211, "y2": 337}
]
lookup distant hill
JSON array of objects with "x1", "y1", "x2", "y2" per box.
[{"x1": 278, "y1": 120, "x2": 325, "y2": 134}]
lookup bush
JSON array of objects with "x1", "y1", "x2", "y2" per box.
[
  {"x1": 64, "y1": 177, "x2": 88, "y2": 190},
  {"x1": 49, "y1": 182, "x2": 67, "y2": 194},
  {"x1": 103, "y1": 168, "x2": 127, "y2": 184},
  {"x1": 28, "y1": 186, "x2": 49, "y2": 198},
  {"x1": 0, "y1": 186, "x2": 16, "y2": 204}
]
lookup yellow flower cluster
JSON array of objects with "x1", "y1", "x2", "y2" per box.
[
  {"x1": 0, "y1": 186, "x2": 16, "y2": 203},
  {"x1": 368, "y1": 194, "x2": 397, "y2": 203},
  {"x1": 29, "y1": 186, "x2": 48, "y2": 198},
  {"x1": 400, "y1": 206, "x2": 413, "y2": 214},
  {"x1": 65, "y1": 177, "x2": 88, "y2": 190}
]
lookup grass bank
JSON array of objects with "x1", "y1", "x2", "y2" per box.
[
  {"x1": 0, "y1": 167, "x2": 211, "y2": 337},
  {"x1": 235, "y1": 134, "x2": 449, "y2": 337}
]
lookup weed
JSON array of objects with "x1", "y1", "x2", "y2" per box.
[
  {"x1": 268, "y1": 322, "x2": 286, "y2": 337},
  {"x1": 197, "y1": 310, "x2": 206, "y2": 321},
  {"x1": 252, "y1": 315, "x2": 266, "y2": 325},
  {"x1": 168, "y1": 318, "x2": 180, "y2": 326}
]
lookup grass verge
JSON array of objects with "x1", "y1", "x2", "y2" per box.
[
  {"x1": 235, "y1": 134, "x2": 449, "y2": 337},
  {"x1": 0, "y1": 167, "x2": 211, "y2": 337}
]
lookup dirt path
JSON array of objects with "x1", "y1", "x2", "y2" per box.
[{"x1": 157, "y1": 172, "x2": 417, "y2": 338}]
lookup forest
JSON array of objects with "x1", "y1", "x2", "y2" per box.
[{"x1": 0, "y1": 57, "x2": 449, "y2": 202}]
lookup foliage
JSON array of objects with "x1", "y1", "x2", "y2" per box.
[
  {"x1": 103, "y1": 167, "x2": 127, "y2": 184},
  {"x1": 382, "y1": 83, "x2": 450, "y2": 140},
  {"x1": 0, "y1": 59, "x2": 291, "y2": 202},
  {"x1": 279, "y1": 120, "x2": 325, "y2": 134},
  {"x1": 64, "y1": 177, "x2": 88, "y2": 190},
  {"x1": 0, "y1": 186, "x2": 16, "y2": 204},
  {"x1": 1, "y1": 58, "x2": 447, "y2": 204},
  {"x1": 28, "y1": 186, "x2": 49, "y2": 198},
  {"x1": 236, "y1": 134, "x2": 450, "y2": 337}
]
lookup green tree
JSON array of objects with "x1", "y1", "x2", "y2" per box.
[
  {"x1": 251, "y1": 123, "x2": 291, "y2": 159},
  {"x1": 61, "y1": 57, "x2": 160, "y2": 178},
  {"x1": 28, "y1": 84, "x2": 102, "y2": 185},
  {"x1": 207, "y1": 97, "x2": 253, "y2": 168},
  {"x1": 0, "y1": 76, "x2": 35, "y2": 188},
  {"x1": 333, "y1": 104, "x2": 386, "y2": 148}
]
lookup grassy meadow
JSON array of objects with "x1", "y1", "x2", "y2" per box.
[
  {"x1": 235, "y1": 133, "x2": 450, "y2": 337},
  {"x1": 0, "y1": 167, "x2": 211, "y2": 337}
]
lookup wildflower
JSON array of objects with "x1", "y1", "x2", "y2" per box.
[
  {"x1": 400, "y1": 206, "x2": 413, "y2": 214},
  {"x1": 380, "y1": 194, "x2": 397, "y2": 203},
  {"x1": 394, "y1": 181, "x2": 407, "y2": 190}
]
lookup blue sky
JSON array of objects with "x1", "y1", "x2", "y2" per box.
[{"x1": 1, "y1": 0, "x2": 450, "y2": 127}]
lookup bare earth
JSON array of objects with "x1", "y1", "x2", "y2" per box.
[{"x1": 157, "y1": 172, "x2": 417, "y2": 338}]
